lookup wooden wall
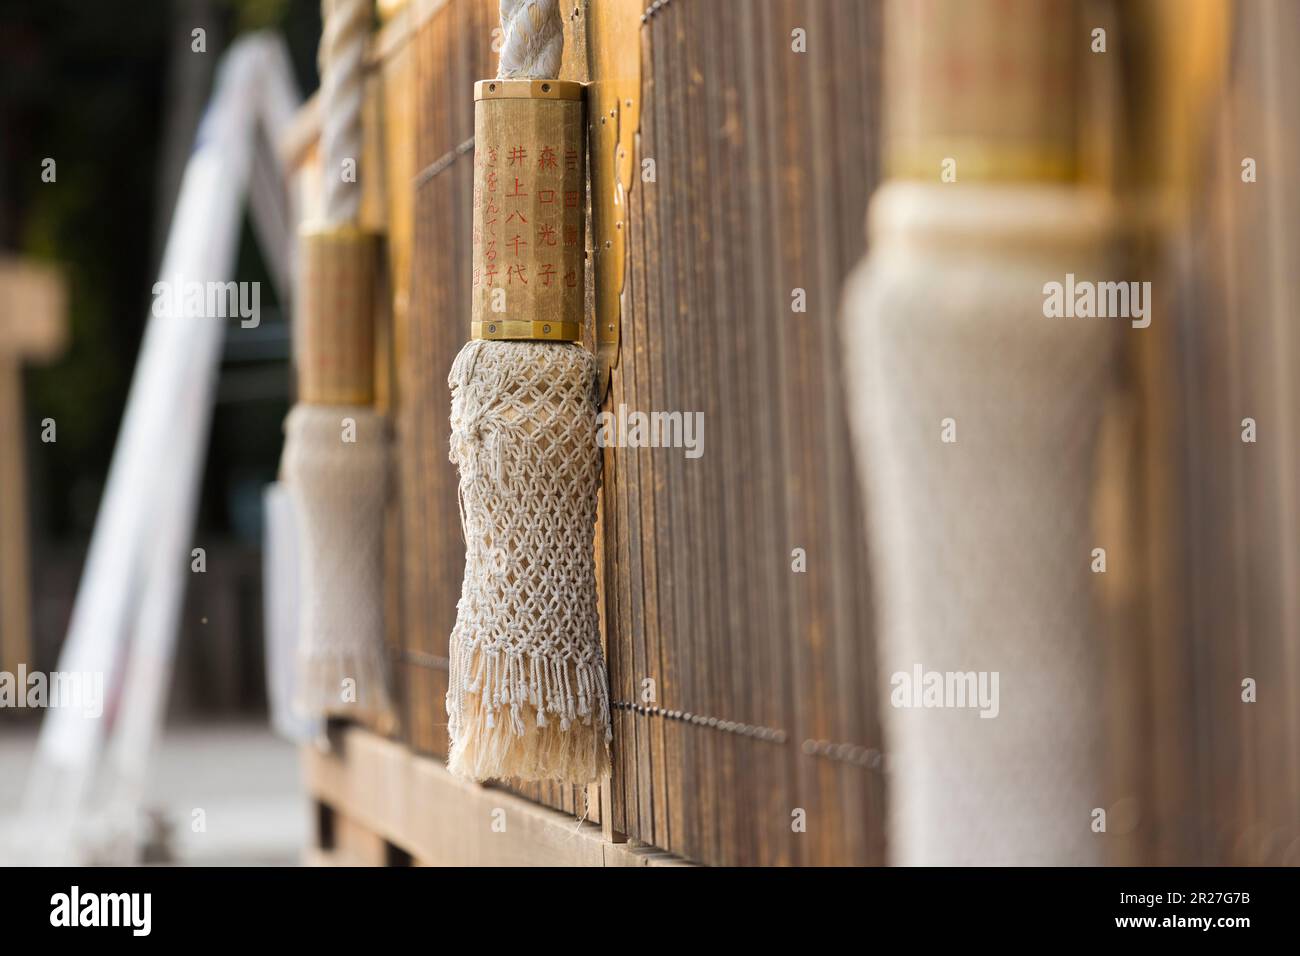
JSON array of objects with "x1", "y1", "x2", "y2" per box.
[
  {"x1": 1158, "y1": 0, "x2": 1300, "y2": 865},
  {"x1": 379, "y1": 0, "x2": 1300, "y2": 867},
  {"x1": 400, "y1": 0, "x2": 491, "y2": 763},
  {"x1": 391, "y1": 0, "x2": 886, "y2": 865},
  {"x1": 601, "y1": 0, "x2": 884, "y2": 866}
]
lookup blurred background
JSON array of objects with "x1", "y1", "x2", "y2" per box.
[{"x1": 0, "y1": 0, "x2": 328, "y2": 864}]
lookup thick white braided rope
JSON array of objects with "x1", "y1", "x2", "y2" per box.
[
  {"x1": 497, "y1": 0, "x2": 564, "y2": 79},
  {"x1": 319, "y1": 0, "x2": 367, "y2": 225}
]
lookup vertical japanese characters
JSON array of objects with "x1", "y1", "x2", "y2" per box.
[{"x1": 470, "y1": 82, "x2": 585, "y2": 341}]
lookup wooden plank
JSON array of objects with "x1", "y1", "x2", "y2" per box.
[
  {"x1": 716, "y1": 0, "x2": 761, "y2": 865},
  {"x1": 625, "y1": 25, "x2": 668, "y2": 853},
  {"x1": 303, "y1": 725, "x2": 689, "y2": 865},
  {"x1": 735, "y1": 0, "x2": 787, "y2": 866},
  {"x1": 333, "y1": 809, "x2": 395, "y2": 865},
  {"x1": 0, "y1": 259, "x2": 65, "y2": 675},
  {"x1": 1092, "y1": 1, "x2": 1300, "y2": 866},
  {"x1": 1253, "y1": 0, "x2": 1300, "y2": 865},
  {"x1": 401, "y1": 0, "x2": 502, "y2": 758},
  {"x1": 654, "y1": 2, "x2": 698, "y2": 860},
  {"x1": 378, "y1": 27, "x2": 416, "y2": 745},
  {"x1": 636, "y1": 19, "x2": 679, "y2": 855},
  {"x1": 1168, "y1": 0, "x2": 1300, "y2": 864},
  {"x1": 633, "y1": 16, "x2": 680, "y2": 854},
  {"x1": 577, "y1": 0, "x2": 886, "y2": 866},
  {"x1": 682, "y1": 0, "x2": 729, "y2": 866}
]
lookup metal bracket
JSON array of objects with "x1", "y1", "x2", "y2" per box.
[{"x1": 585, "y1": 0, "x2": 642, "y2": 401}]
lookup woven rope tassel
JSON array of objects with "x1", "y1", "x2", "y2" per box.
[
  {"x1": 283, "y1": 404, "x2": 394, "y2": 721},
  {"x1": 843, "y1": 182, "x2": 1116, "y2": 864},
  {"x1": 443, "y1": 0, "x2": 610, "y2": 783},
  {"x1": 446, "y1": 342, "x2": 610, "y2": 782}
]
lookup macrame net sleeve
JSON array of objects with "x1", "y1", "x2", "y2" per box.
[
  {"x1": 283, "y1": 404, "x2": 395, "y2": 723},
  {"x1": 446, "y1": 341, "x2": 610, "y2": 782}
]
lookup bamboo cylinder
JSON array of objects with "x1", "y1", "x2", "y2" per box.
[
  {"x1": 884, "y1": 0, "x2": 1081, "y2": 182},
  {"x1": 296, "y1": 224, "x2": 379, "y2": 404},
  {"x1": 470, "y1": 79, "x2": 585, "y2": 342}
]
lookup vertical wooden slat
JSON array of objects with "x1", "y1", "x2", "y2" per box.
[
  {"x1": 1257, "y1": 0, "x2": 1300, "y2": 861},
  {"x1": 376, "y1": 0, "x2": 1298, "y2": 869},
  {"x1": 406, "y1": 0, "x2": 478, "y2": 758},
  {"x1": 1141, "y1": 0, "x2": 1300, "y2": 865},
  {"x1": 590, "y1": 0, "x2": 884, "y2": 865}
]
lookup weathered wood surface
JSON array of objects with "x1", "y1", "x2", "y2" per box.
[
  {"x1": 303, "y1": 726, "x2": 689, "y2": 865},
  {"x1": 1078, "y1": 0, "x2": 1300, "y2": 868},
  {"x1": 1145, "y1": 0, "x2": 1300, "y2": 865},
  {"x1": 395, "y1": 0, "x2": 885, "y2": 863},
  {"x1": 600, "y1": 0, "x2": 885, "y2": 865},
  {"x1": 329, "y1": 0, "x2": 1300, "y2": 868},
  {"x1": 400, "y1": 0, "x2": 479, "y2": 761}
]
